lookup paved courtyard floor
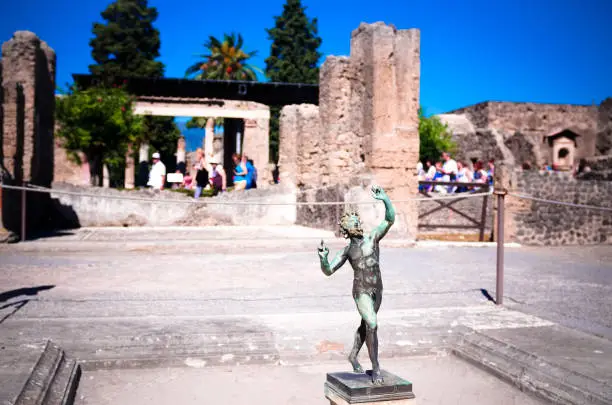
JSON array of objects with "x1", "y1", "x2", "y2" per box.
[
  {"x1": 1, "y1": 226, "x2": 611, "y2": 404},
  {"x1": 76, "y1": 356, "x2": 545, "y2": 405}
]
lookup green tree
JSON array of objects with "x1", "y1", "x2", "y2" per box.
[
  {"x1": 89, "y1": 0, "x2": 180, "y2": 181},
  {"x1": 89, "y1": 0, "x2": 164, "y2": 82},
  {"x1": 185, "y1": 33, "x2": 261, "y2": 81},
  {"x1": 265, "y1": 0, "x2": 322, "y2": 163},
  {"x1": 418, "y1": 108, "x2": 456, "y2": 163},
  {"x1": 56, "y1": 86, "x2": 143, "y2": 186}
]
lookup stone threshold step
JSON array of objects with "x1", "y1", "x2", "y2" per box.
[
  {"x1": 11, "y1": 341, "x2": 81, "y2": 405},
  {"x1": 452, "y1": 329, "x2": 612, "y2": 405}
]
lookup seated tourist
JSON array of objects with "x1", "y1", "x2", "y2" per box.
[
  {"x1": 183, "y1": 173, "x2": 193, "y2": 189},
  {"x1": 433, "y1": 162, "x2": 448, "y2": 193},
  {"x1": 455, "y1": 161, "x2": 473, "y2": 193}
]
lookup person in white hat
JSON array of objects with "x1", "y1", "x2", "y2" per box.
[{"x1": 147, "y1": 152, "x2": 166, "y2": 190}]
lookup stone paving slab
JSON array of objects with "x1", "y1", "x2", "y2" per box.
[
  {"x1": 75, "y1": 356, "x2": 547, "y2": 405},
  {"x1": 0, "y1": 306, "x2": 553, "y2": 371}
]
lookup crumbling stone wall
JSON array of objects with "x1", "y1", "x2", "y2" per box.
[
  {"x1": 278, "y1": 104, "x2": 321, "y2": 188},
  {"x1": 1, "y1": 31, "x2": 56, "y2": 236},
  {"x1": 319, "y1": 56, "x2": 365, "y2": 186},
  {"x1": 505, "y1": 171, "x2": 612, "y2": 245},
  {"x1": 447, "y1": 101, "x2": 599, "y2": 164},
  {"x1": 597, "y1": 98, "x2": 612, "y2": 155},
  {"x1": 53, "y1": 135, "x2": 90, "y2": 186},
  {"x1": 280, "y1": 22, "x2": 421, "y2": 239}
]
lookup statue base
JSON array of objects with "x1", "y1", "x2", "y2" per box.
[{"x1": 324, "y1": 370, "x2": 415, "y2": 404}]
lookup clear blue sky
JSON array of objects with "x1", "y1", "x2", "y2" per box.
[{"x1": 1, "y1": 0, "x2": 611, "y2": 115}]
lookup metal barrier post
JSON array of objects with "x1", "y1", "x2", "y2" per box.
[
  {"x1": 21, "y1": 182, "x2": 26, "y2": 241},
  {"x1": 494, "y1": 189, "x2": 507, "y2": 305}
]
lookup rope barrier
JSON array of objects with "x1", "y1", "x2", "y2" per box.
[
  {"x1": 509, "y1": 192, "x2": 612, "y2": 212},
  {"x1": 0, "y1": 183, "x2": 493, "y2": 206}
]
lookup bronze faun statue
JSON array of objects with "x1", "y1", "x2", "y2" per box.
[{"x1": 318, "y1": 185, "x2": 395, "y2": 385}]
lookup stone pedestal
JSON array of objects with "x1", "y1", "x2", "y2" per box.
[{"x1": 324, "y1": 371, "x2": 415, "y2": 404}]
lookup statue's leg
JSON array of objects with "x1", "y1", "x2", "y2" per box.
[
  {"x1": 355, "y1": 293, "x2": 384, "y2": 385},
  {"x1": 348, "y1": 320, "x2": 366, "y2": 373}
]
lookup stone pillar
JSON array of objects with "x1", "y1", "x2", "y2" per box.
[
  {"x1": 212, "y1": 134, "x2": 224, "y2": 162},
  {"x1": 278, "y1": 105, "x2": 300, "y2": 188},
  {"x1": 1, "y1": 31, "x2": 39, "y2": 183},
  {"x1": 319, "y1": 56, "x2": 363, "y2": 186},
  {"x1": 204, "y1": 118, "x2": 215, "y2": 163},
  {"x1": 124, "y1": 143, "x2": 135, "y2": 189},
  {"x1": 136, "y1": 143, "x2": 150, "y2": 187},
  {"x1": 102, "y1": 164, "x2": 110, "y2": 188},
  {"x1": 243, "y1": 117, "x2": 271, "y2": 186},
  {"x1": 1, "y1": 31, "x2": 56, "y2": 236},
  {"x1": 139, "y1": 143, "x2": 149, "y2": 163},
  {"x1": 349, "y1": 23, "x2": 421, "y2": 239},
  {"x1": 278, "y1": 104, "x2": 320, "y2": 189}
]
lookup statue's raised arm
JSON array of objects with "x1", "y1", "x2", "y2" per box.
[{"x1": 370, "y1": 185, "x2": 395, "y2": 242}]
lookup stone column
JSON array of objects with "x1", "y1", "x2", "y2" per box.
[
  {"x1": 1, "y1": 31, "x2": 56, "y2": 236},
  {"x1": 319, "y1": 56, "x2": 363, "y2": 186},
  {"x1": 278, "y1": 105, "x2": 300, "y2": 188},
  {"x1": 124, "y1": 144, "x2": 135, "y2": 189},
  {"x1": 1, "y1": 31, "x2": 39, "y2": 183},
  {"x1": 204, "y1": 118, "x2": 215, "y2": 162},
  {"x1": 349, "y1": 23, "x2": 421, "y2": 239},
  {"x1": 243, "y1": 116, "x2": 271, "y2": 186}
]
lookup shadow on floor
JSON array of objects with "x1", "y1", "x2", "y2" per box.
[
  {"x1": 480, "y1": 288, "x2": 496, "y2": 304},
  {"x1": 0, "y1": 285, "x2": 55, "y2": 325},
  {"x1": 0, "y1": 285, "x2": 55, "y2": 303}
]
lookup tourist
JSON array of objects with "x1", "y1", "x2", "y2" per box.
[
  {"x1": 433, "y1": 161, "x2": 448, "y2": 193},
  {"x1": 147, "y1": 152, "x2": 166, "y2": 191},
  {"x1": 441, "y1": 152, "x2": 458, "y2": 181},
  {"x1": 425, "y1": 160, "x2": 437, "y2": 180},
  {"x1": 472, "y1": 161, "x2": 488, "y2": 184},
  {"x1": 455, "y1": 161, "x2": 473, "y2": 193},
  {"x1": 416, "y1": 161, "x2": 424, "y2": 177},
  {"x1": 208, "y1": 157, "x2": 226, "y2": 195},
  {"x1": 245, "y1": 154, "x2": 257, "y2": 189},
  {"x1": 183, "y1": 172, "x2": 193, "y2": 189},
  {"x1": 193, "y1": 148, "x2": 209, "y2": 199},
  {"x1": 232, "y1": 153, "x2": 248, "y2": 191}
]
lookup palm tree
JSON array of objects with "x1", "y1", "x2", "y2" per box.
[{"x1": 186, "y1": 33, "x2": 261, "y2": 81}]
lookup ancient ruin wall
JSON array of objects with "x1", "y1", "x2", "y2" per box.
[
  {"x1": 506, "y1": 171, "x2": 612, "y2": 245},
  {"x1": 278, "y1": 104, "x2": 321, "y2": 189},
  {"x1": 449, "y1": 101, "x2": 599, "y2": 161},
  {"x1": 279, "y1": 23, "x2": 421, "y2": 238},
  {"x1": 350, "y1": 23, "x2": 421, "y2": 238},
  {"x1": 597, "y1": 98, "x2": 612, "y2": 155},
  {"x1": 1, "y1": 31, "x2": 56, "y2": 235},
  {"x1": 319, "y1": 56, "x2": 365, "y2": 186}
]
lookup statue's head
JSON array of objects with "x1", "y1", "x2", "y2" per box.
[{"x1": 339, "y1": 208, "x2": 363, "y2": 239}]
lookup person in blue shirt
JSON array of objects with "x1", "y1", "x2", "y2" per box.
[{"x1": 244, "y1": 155, "x2": 258, "y2": 189}]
